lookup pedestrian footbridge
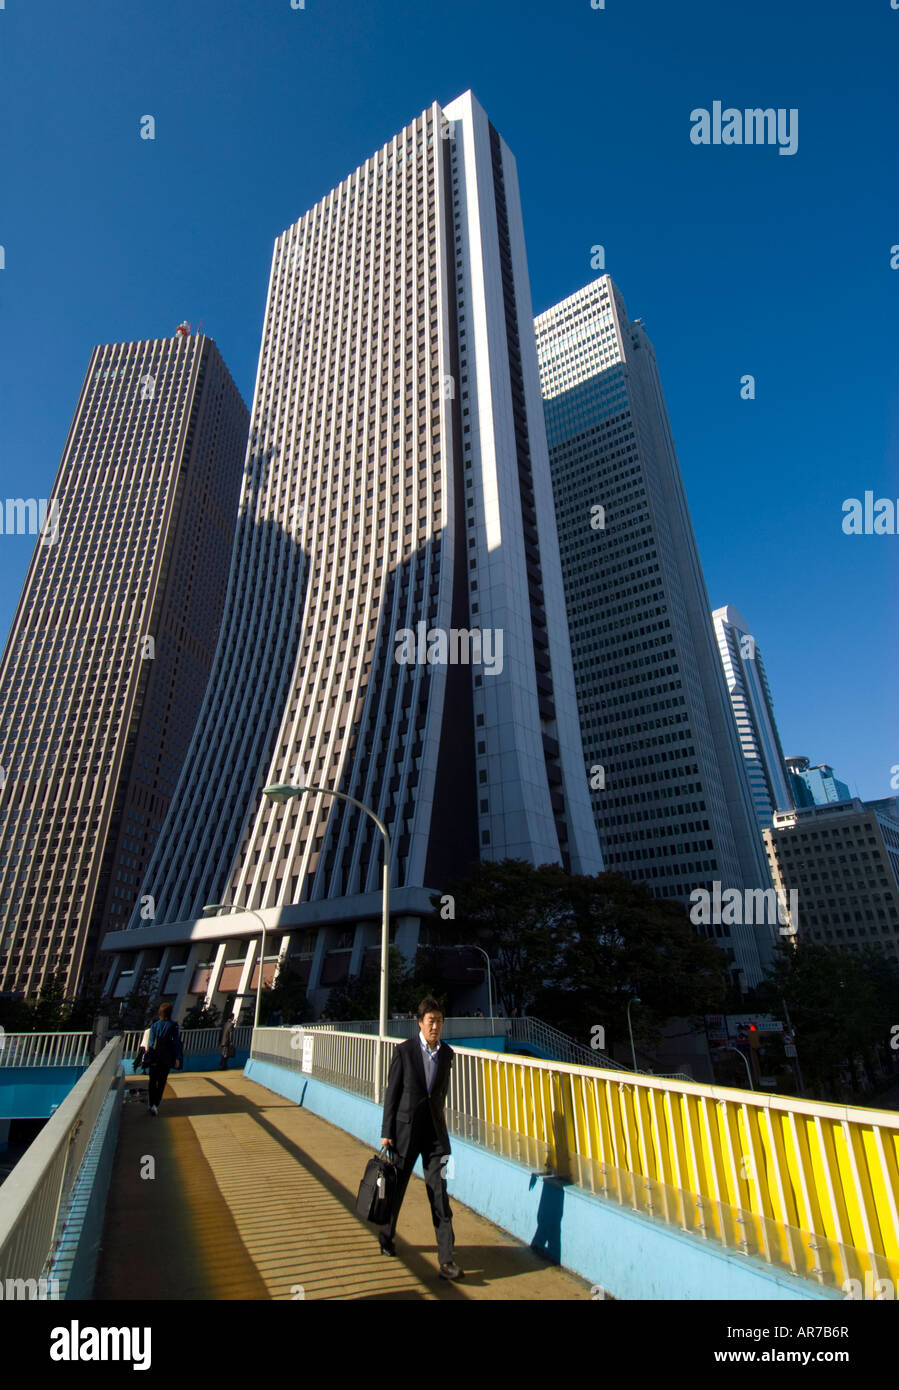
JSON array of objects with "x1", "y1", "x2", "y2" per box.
[{"x1": 0, "y1": 1023, "x2": 897, "y2": 1300}]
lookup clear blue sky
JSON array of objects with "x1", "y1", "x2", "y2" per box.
[{"x1": 1, "y1": 0, "x2": 896, "y2": 798}]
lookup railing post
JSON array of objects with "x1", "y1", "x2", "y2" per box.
[{"x1": 48, "y1": 1117, "x2": 83, "y2": 1273}]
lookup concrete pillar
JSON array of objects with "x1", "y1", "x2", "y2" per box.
[
  {"x1": 204, "y1": 942, "x2": 228, "y2": 1010},
  {"x1": 348, "y1": 922, "x2": 366, "y2": 978},
  {"x1": 393, "y1": 915, "x2": 420, "y2": 963},
  {"x1": 102, "y1": 953, "x2": 121, "y2": 999},
  {"x1": 173, "y1": 942, "x2": 209, "y2": 1022},
  {"x1": 306, "y1": 928, "x2": 328, "y2": 993},
  {"x1": 234, "y1": 940, "x2": 259, "y2": 1023}
]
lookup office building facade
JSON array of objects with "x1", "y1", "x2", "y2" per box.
[
  {"x1": 101, "y1": 92, "x2": 601, "y2": 1019},
  {"x1": 535, "y1": 278, "x2": 774, "y2": 986},
  {"x1": 0, "y1": 334, "x2": 248, "y2": 996},
  {"x1": 712, "y1": 605, "x2": 794, "y2": 831},
  {"x1": 764, "y1": 798, "x2": 899, "y2": 959}
]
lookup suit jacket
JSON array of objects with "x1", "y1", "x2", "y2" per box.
[{"x1": 381, "y1": 1035, "x2": 454, "y2": 1158}]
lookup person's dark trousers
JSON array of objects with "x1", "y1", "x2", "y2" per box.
[
  {"x1": 147, "y1": 1064, "x2": 171, "y2": 1109},
  {"x1": 379, "y1": 1122, "x2": 454, "y2": 1265}
]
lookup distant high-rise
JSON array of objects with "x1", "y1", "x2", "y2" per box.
[
  {"x1": 765, "y1": 797, "x2": 899, "y2": 959},
  {"x1": 101, "y1": 92, "x2": 601, "y2": 1020},
  {"x1": 0, "y1": 333, "x2": 248, "y2": 997},
  {"x1": 712, "y1": 605, "x2": 794, "y2": 831},
  {"x1": 784, "y1": 756, "x2": 852, "y2": 808},
  {"x1": 535, "y1": 277, "x2": 774, "y2": 987}
]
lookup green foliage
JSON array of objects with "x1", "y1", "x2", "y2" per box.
[
  {"x1": 113, "y1": 967, "x2": 162, "y2": 1030},
  {"x1": 324, "y1": 947, "x2": 412, "y2": 1020},
  {"x1": 260, "y1": 965, "x2": 314, "y2": 1025},
  {"x1": 180, "y1": 1000, "x2": 223, "y2": 1031},
  {"x1": 430, "y1": 859, "x2": 573, "y2": 1017},
  {"x1": 431, "y1": 861, "x2": 729, "y2": 1056},
  {"x1": 750, "y1": 941, "x2": 899, "y2": 1101}
]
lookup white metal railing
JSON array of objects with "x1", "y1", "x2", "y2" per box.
[
  {"x1": 0, "y1": 1026, "x2": 254, "y2": 1068},
  {"x1": 251, "y1": 1026, "x2": 389, "y2": 1099},
  {"x1": 299, "y1": 1016, "x2": 691, "y2": 1080},
  {"x1": 118, "y1": 1025, "x2": 253, "y2": 1057},
  {"x1": 0, "y1": 1037, "x2": 123, "y2": 1285},
  {"x1": 0, "y1": 1033, "x2": 93, "y2": 1069},
  {"x1": 302, "y1": 1017, "x2": 509, "y2": 1041}
]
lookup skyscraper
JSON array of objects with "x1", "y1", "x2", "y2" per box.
[
  {"x1": 784, "y1": 756, "x2": 852, "y2": 808},
  {"x1": 0, "y1": 333, "x2": 248, "y2": 997},
  {"x1": 535, "y1": 277, "x2": 774, "y2": 987},
  {"x1": 101, "y1": 92, "x2": 601, "y2": 1018},
  {"x1": 712, "y1": 605, "x2": 794, "y2": 831}
]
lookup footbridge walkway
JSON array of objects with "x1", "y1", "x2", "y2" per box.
[{"x1": 0, "y1": 1023, "x2": 897, "y2": 1301}]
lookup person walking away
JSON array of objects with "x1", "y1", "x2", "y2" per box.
[
  {"x1": 379, "y1": 997, "x2": 463, "y2": 1280},
  {"x1": 219, "y1": 1016, "x2": 235, "y2": 1070},
  {"x1": 146, "y1": 1003, "x2": 183, "y2": 1115}
]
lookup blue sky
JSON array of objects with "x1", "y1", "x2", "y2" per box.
[{"x1": 1, "y1": 0, "x2": 896, "y2": 798}]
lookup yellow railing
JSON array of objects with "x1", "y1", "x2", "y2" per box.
[
  {"x1": 251, "y1": 1026, "x2": 899, "y2": 1290},
  {"x1": 472, "y1": 1049, "x2": 899, "y2": 1288}
]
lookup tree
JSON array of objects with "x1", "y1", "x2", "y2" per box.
[
  {"x1": 114, "y1": 967, "x2": 161, "y2": 1030},
  {"x1": 259, "y1": 964, "x2": 314, "y2": 1025},
  {"x1": 431, "y1": 859, "x2": 572, "y2": 1016},
  {"x1": 180, "y1": 1000, "x2": 223, "y2": 1031},
  {"x1": 534, "y1": 872, "x2": 728, "y2": 1058},
  {"x1": 751, "y1": 941, "x2": 898, "y2": 1101},
  {"x1": 325, "y1": 947, "x2": 412, "y2": 1021}
]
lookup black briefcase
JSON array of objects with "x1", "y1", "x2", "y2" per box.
[{"x1": 356, "y1": 1146, "x2": 398, "y2": 1224}]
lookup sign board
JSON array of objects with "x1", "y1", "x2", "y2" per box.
[
  {"x1": 785, "y1": 1043, "x2": 798, "y2": 1058},
  {"x1": 302, "y1": 1034, "x2": 314, "y2": 1075}
]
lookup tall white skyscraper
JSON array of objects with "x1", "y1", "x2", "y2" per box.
[
  {"x1": 712, "y1": 605, "x2": 794, "y2": 832},
  {"x1": 535, "y1": 277, "x2": 774, "y2": 987},
  {"x1": 101, "y1": 92, "x2": 601, "y2": 1018}
]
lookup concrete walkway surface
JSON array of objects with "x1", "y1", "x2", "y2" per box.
[{"x1": 94, "y1": 1069, "x2": 593, "y2": 1301}]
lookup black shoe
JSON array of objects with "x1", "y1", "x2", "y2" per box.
[
  {"x1": 379, "y1": 1238, "x2": 397, "y2": 1257},
  {"x1": 439, "y1": 1261, "x2": 464, "y2": 1280}
]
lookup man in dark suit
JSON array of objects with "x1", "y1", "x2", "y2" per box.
[{"x1": 379, "y1": 996, "x2": 463, "y2": 1280}]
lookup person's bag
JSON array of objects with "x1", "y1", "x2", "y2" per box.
[
  {"x1": 355, "y1": 1146, "x2": 398, "y2": 1224},
  {"x1": 148, "y1": 1022, "x2": 178, "y2": 1069}
]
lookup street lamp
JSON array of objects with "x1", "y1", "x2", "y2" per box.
[
  {"x1": 263, "y1": 782, "x2": 391, "y2": 1099},
  {"x1": 201, "y1": 903, "x2": 269, "y2": 1033},
  {"x1": 716, "y1": 1042, "x2": 755, "y2": 1091},
  {"x1": 626, "y1": 995, "x2": 641, "y2": 1073},
  {"x1": 446, "y1": 944, "x2": 494, "y2": 1035}
]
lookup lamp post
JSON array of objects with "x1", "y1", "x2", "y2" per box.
[
  {"x1": 626, "y1": 995, "x2": 641, "y2": 1073},
  {"x1": 716, "y1": 1042, "x2": 755, "y2": 1091},
  {"x1": 201, "y1": 903, "x2": 269, "y2": 1033},
  {"x1": 263, "y1": 783, "x2": 391, "y2": 1099},
  {"x1": 447, "y1": 944, "x2": 494, "y2": 1035}
]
